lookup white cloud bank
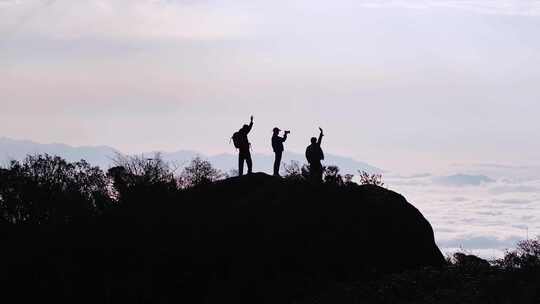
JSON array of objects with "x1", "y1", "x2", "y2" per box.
[{"x1": 387, "y1": 168, "x2": 540, "y2": 258}]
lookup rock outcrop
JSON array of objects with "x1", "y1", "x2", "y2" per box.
[{"x1": 1, "y1": 172, "x2": 444, "y2": 303}]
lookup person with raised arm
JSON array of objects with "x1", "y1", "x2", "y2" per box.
[
  {"x1": 305, "y1": 127, "x2": 325, "y2": 182},
  {"x1": 232, "y1": 115, "x2": 254, "y2": 176}
]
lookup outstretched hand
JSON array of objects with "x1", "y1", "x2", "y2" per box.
[
  {"x1": 250, "y1": 115, "x2": 254, "y2": 122},
  {"x1": 319, "y1": 127, "x2": 324, "y2": 134}
]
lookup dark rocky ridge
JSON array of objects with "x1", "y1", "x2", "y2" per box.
[
  {"x1": 1, "y1": 172, "x2": 444, "y2": 303},
  {"x1": 184, "y1": 173, "x2": 444, "y2": 270}
]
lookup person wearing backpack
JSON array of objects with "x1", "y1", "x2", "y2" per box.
[
  {"x1": 232, "y1": 115, "x2": 254, "y2": 176},
  {"x1": 305, "y1": 127, "x2": 324, "y2": 182},
  {"x1": 271, "y1": 127, "x2": 290, "y2": 177}
]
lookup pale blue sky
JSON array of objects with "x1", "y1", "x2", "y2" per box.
[{"x1": 1, "y1": 0, "x2": 540, "y2": 172}]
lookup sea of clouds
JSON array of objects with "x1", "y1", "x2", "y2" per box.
[{"x1": 386, "y1": 164, "x2": 540, "y2": 259}]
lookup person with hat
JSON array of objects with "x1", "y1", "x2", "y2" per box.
[{"x1": 271, "y1": 127, "x2": 290, "y2": 176}]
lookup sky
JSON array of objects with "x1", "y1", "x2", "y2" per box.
[
  {"x1": 1, "y1": 0, "x2": 540, "y2": 173},
  {"x1": 1, "y1": 0, "x2": 540, "y2": 257}
]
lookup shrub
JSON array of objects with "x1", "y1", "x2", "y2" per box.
[
  {"x1": 343, "y1": 174, "x2": 354, "y2": 185},
  {"x1": 496, "y1": 237, "x2": 540, "y2": 270},
  {"x1": 282, "y1": 161, "x2": 310, "y2": 180},
  {"x1": 324, "y1": 165, "x2": 344, "y2": 186},
  {"x1": 179, "y1": 156, "x2": 225, "y2": 188},
  {"x1": 358, "y1": 170, "x2": 384, "y2": 187},
  {"x1": 284, "y1": 163, "x2": 356, "y2": 186},
  {"x1": 451, "y1": 252, "x2": 490, "y2": 269}
]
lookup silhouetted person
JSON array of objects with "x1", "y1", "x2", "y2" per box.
[
  {"x1": 305, "y1": 127, "x2": 324, "y2": 182},
  {"x1": 271, "y1": 127, "x2": 290, "y2": 176},
  {"x1": 232, "y1": 115, "x2": 254, "y2": 176}
]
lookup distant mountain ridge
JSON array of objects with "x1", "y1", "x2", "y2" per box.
[
  {"x1": 0, "y1": 137, "x2": 118, "y2": 169},
  {"x1": 0, "y1": 137, "x2": 382, "y2": 174}
]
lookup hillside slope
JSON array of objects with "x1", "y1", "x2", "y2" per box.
[{"x1": 2, "y1": 173, "x2": 443, "y2": 303}]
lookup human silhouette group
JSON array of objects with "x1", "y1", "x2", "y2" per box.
[{"x1": 233, "y1": 115, "x2": 325, "y2": 181}]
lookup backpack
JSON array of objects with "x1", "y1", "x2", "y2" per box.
[{"x1": 232, "y1": 131, "x2": 241, "y2": 149}]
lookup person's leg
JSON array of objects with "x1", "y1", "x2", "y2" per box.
[
  {"x1": 273, "y1": 151, "x2": 282, "y2": 176},
  {"x1": 308, "y1": 162, "x2": 316, "y2": 182},
  {"x1": 316, "y1": 163, "x2": 323, "y2": 182},
  {"x1": 238, "y1": 152, "x2": 244, "y2": 176},
  {"x1": 246, "y1": 151, "x2": 253, "y2": 174},
  {"x1": 311, "y1": 162, "x2": 323, "y2": 182}
]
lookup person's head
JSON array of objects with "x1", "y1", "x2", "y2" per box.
[
  {"x1": 241, "y1": 124, "x2": 249, "y2": 131},
  {"x1": 273, "y1": 127, "x2": 280, "y2": 134},
  {"x1": 310, "y1": 137, "x2": 317, "y2": 144}
]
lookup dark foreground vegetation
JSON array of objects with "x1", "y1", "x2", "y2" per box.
[{"x1": 0, "y1": 155, "x2": 538, "y2": 303}]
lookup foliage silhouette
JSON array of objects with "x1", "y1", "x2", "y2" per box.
[
  {"x1": 107, "y1": 153, "x2": 178, "y2": 206},
  {"x1": 358, "y1": 170, "x2": 385, "y2": 187},
  {"x1": 0, "y1": 154, "x2": 110, "y2": 224},
  {"x1": 179, "y1": 156, "x2": 226, "y2": 188},
  {"x1": 284, "y1": 162, "x2": 364, "y2": 187},
  {"x1": 300, "y1": 247, "x2": 540, "y2": 304},
  {"x1": 282, "y1": 160, "x2": 310, "y2": 180},
  {"x1": 496, "y1": 237, "x2": 540, "y2": 270}
]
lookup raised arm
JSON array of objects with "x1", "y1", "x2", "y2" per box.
[
  {"x1": 317, "y1": 127, "x2": 324, "y2": 145},
  {"x1": 246, "y1": 115, "x2": 254, "y2": 133}
]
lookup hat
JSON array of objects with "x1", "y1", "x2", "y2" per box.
[{"x1": 273, "y1": 127, "x2": 281, "y2": 133}]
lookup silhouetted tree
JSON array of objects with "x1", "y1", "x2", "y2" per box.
[
  {"x1": 108, "y1": 153, "x2": 178, "y2": 205},
  {"x1": 0, "y1": 154, "x2": 110, "y2": 224},
  {"x1": 497, "y1": 236, "x2": 540, "y2": 270},
  {"x1": 179, "y1": 156, "x2": 225, "y2": 188}
]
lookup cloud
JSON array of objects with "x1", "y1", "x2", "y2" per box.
[
  {"x1": 433, "y1": 174, "x2": 495, "y2": 187},
  {"x1": 439, "y1": 235, "x2": 523, "y2": 250},
  {"x1": 388, "y1": 173, "x2": 432, "y2": 179},
  {"x1": 4, "y1": 0, "x2": 540, "y2": 45},
  {"x1": 0, "y1": 0, "x2": 254, "y2": 42},
  {"x1": 463, "y1": 163, "x2": 533, "y2": 170},
  {"x1": 496, "y1": 199, "x2": 534, "y2": 205},
  {"x1": 489, "y1": 185, "x2": 540, "y2": 194},
  {"x1": 388, "y1": 170, "x2": 540, "y2": 258},
  {"x1": 357, "y1": 0, "x2": 540, "y2": 16}
]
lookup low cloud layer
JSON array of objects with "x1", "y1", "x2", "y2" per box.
[
  {"x1": 387, "y1": 168, "x2": 540, "y2": 258},
  {"x1": 433, "y1": 174, "x2": 494, "y2": 187},
  {"x1": 358, "y1": 0, "x2": 540, "y2": 16}
]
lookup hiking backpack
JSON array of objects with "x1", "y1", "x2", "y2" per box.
[{"x1": 231, "y1": 131, "x2": 241, "y2": 149}]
